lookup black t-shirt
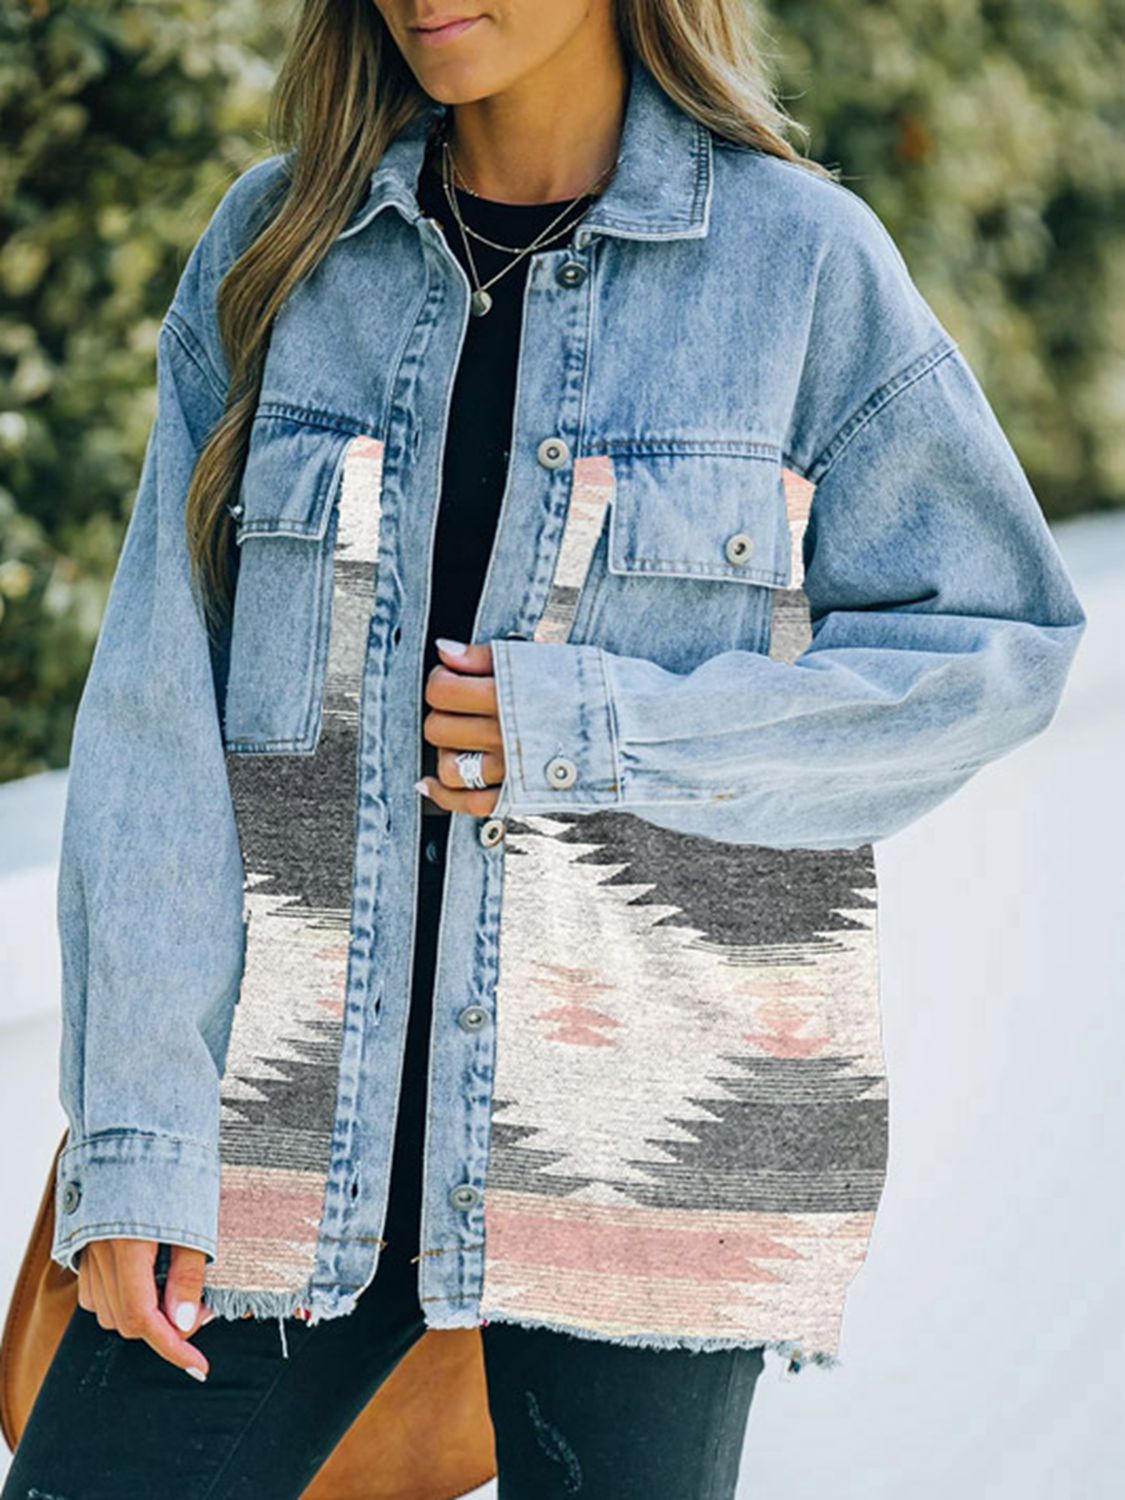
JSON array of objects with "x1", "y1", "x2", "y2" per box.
[
  {"x1": 414, "y1": 135, "x2": 598, "y2": 814},
  {"x1": 379, "y1": 139, "x2": 600, "y2": 1261}
]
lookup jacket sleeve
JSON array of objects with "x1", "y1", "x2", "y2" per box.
[
  {"x1": 50, "y1": 305, "x2": 246, "y2": 1273},
  {"x1": 489, "y1": 339, "x2": 1088, "y2": 850}
]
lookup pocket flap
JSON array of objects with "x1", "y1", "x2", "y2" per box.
[
  {"x1": 233, "y1": 415, "x2": 356, "y2": 542},
  {"x1": 605, "y1": 446, "x2": 792, "y2": 588}
]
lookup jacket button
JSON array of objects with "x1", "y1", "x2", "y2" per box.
[
  {"x1": 536, "y1": 437, "x2": 570, "y2": 470},
  {"x1": 724, "y1": 532, "x2": 754, "y2": 565},
  {"x1": 556, "y1": 260, "x2": 587, "y2": 288},
  {"x1": 61, "y1": 1181, "x2": 82, "y2": 1214},
  {"x1": 478, "y1": 817, "x2": 506, "y2": 848},
  {"x1": 449, "y1": 1183, "x2": 481, "y2": 1212},
  {"x1": 457, "y1": 1005, "x2": 489, "y2": 1032},
  {"x1": 545, "y1": 755, "x2": 578, "y2": 790}
]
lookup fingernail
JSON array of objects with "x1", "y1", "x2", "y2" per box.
[
  {"x1": 185, "y1": 1366, "x2": 208, "y2": 1382},
  {"x1": 414, "y1": 778, "x2": 431, "y2": 798},
  {"x1": 435, "y1": 637, "x2": 468, "y2": 655},
  {"x1": 174, "y1": 1301, "x2": 197, "y2": 1332}
]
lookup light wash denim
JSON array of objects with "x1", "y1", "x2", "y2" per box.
[{"x1": 50, "y1": 51, "x2": 1086, "y2": 1360}]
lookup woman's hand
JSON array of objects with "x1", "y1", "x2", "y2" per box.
[
  {"x1": 418, "y1": 639, "x2": 506, "y2": 815},
  {"x1": 77, "y1": 1238, "x2": 214, "y2": 1381}
]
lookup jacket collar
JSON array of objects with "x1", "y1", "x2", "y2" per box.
[{"x1": 338, "y1": 49, "x2": 713, "y2": 245}]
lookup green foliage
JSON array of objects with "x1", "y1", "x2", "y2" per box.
[
  {"x1": 0, "y1": 0, "x2": 284, "y2": 780},
  {"x1": 764, "y1": 0, "x2": 1125, "y2": 519},
  {"x1": 2, "y1": 1, "x2": 1120, "y2": 780}
]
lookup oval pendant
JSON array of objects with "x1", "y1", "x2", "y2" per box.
[{"x1": 470, "y1": 288, "x2": 493, "y2": 317}]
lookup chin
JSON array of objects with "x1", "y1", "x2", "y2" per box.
[
  {"x1": 412, "y1": 68, "x2": 501, "y2": 106},
  {"x1": 408, "y1": 49, "x2": 521, "y2": 106}
]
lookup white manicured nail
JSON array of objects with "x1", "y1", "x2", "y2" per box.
[
  {"x1": 185, "y1": 1366, "x2": 208, "y2": 1382},
  {"x1": 435, "y1": 637, "x2": 468, "y2": 655},
  {"x1": 174, "y1": 1301, "x2": 197, "y2": 1332},
  {"x1": 415, "y1": 779, "x2": 431, "y2": 798}
]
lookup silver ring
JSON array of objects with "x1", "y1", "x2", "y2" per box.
[{"x1": 455, "y1": 751, "x2": 488, "y2": 790}]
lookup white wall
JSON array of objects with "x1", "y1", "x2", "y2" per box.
[{"x1": 2, "y1": 512, "x2": 1122, "y2": 1496}]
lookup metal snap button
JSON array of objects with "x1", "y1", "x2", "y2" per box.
[
  {"x1": 724, "y1": 532, "x2": 754, "y2": 565},
  {"x1": 61, "y1": 1181, "x2": 82, "y2": 1214},
  {"x1": 545, "y1": 755, "x2": 578, "y2": 790},
  {"x1": 536, "y1": 437, "x2": 570, "y2": 470},
  {"x1": 457, "y1": 1005, "x2": 489, "y2": 1032},
  {"x1": 225, "y1": 501, "x2": 244, "y2": 520},
  {"x1": 449, "y1": 1183, "x2": 481, "y2": 1212},
  {"x1": 556, "y1": 261, "x2": 587, "y2": 288},
  {"x1": 478, "y1": 817, "x2": 506, "y2": 848}
]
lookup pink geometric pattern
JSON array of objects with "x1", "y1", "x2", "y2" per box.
[{"x1": 481, "y1": 459, "x2": 886, "y2": 1367}]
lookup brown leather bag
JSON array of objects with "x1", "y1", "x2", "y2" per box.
[{"x1": 0, "y1": 1134, "x2": 497, "y2": 1499}]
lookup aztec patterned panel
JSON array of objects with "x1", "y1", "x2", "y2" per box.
[
  {"x1": 209, "y1": 436, "x2": 385, "y2": 1300},
  {"x1": 480, "y1": 462, "x2": 887, "y2": 1359}
]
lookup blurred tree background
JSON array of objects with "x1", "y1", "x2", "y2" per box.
[{"x1": 1, "y1": 0, "x2": 1122, "y2": 780}]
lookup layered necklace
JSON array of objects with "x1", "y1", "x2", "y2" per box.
[{"x1": 437, "y1": 120, "x2": 618, "y2": 317}]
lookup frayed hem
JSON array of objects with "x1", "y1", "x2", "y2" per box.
[
  {"x1": 201, "y1": 1284, "x2": 840, "y2": 1376},
  {"x1": 202, "y1": 1277, "x2": 377, "y2": 1323},
  {"x1": 201, "y1": 1284, "x2": 317, "y2": 1321},
  {"x1": 200, "y1": 1280, "x2": 368, "y2": 1362},
  {"x1": 466, "y1": 1307, "x2": 841, "y2": 1374}
]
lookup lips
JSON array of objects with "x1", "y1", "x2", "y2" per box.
[{"x1": 411, "y1": 15, "x2": 483, "y2": 45}]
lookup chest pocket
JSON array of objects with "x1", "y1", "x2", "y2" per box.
[
  {"x1": 221, "y1": 415, "x2": 386, "y2": 753},
  {"x1": 544, "y1": 443, "x2": 792, "y2": 665},
  {"x1": 604, "y1": 445, "x2": 793, "y2": 589}
]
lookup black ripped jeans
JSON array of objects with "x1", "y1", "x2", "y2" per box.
[{"x1": 2, "y1": 817, "x2": 765, "y2": 1500}]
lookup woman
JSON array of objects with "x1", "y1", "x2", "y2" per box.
[{"x1": 5, "y1": 0, "x2": 1086, "y2": 1495}]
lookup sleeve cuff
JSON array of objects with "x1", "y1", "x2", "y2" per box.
[
  {"x1": 51, "y1": 1131, "x2": 221, "y2": 1274},
  {"x1": 490, "y1": 638, "x2": 621, "y2": 816}
]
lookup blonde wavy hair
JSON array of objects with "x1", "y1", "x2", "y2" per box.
[{"x1": 186, "y1": 0, "x2": 834, "y2": 632}]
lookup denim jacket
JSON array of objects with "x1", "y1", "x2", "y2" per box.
[{"x1": 51, "y1": 51, "x2": 1086, "y2": 1369}]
